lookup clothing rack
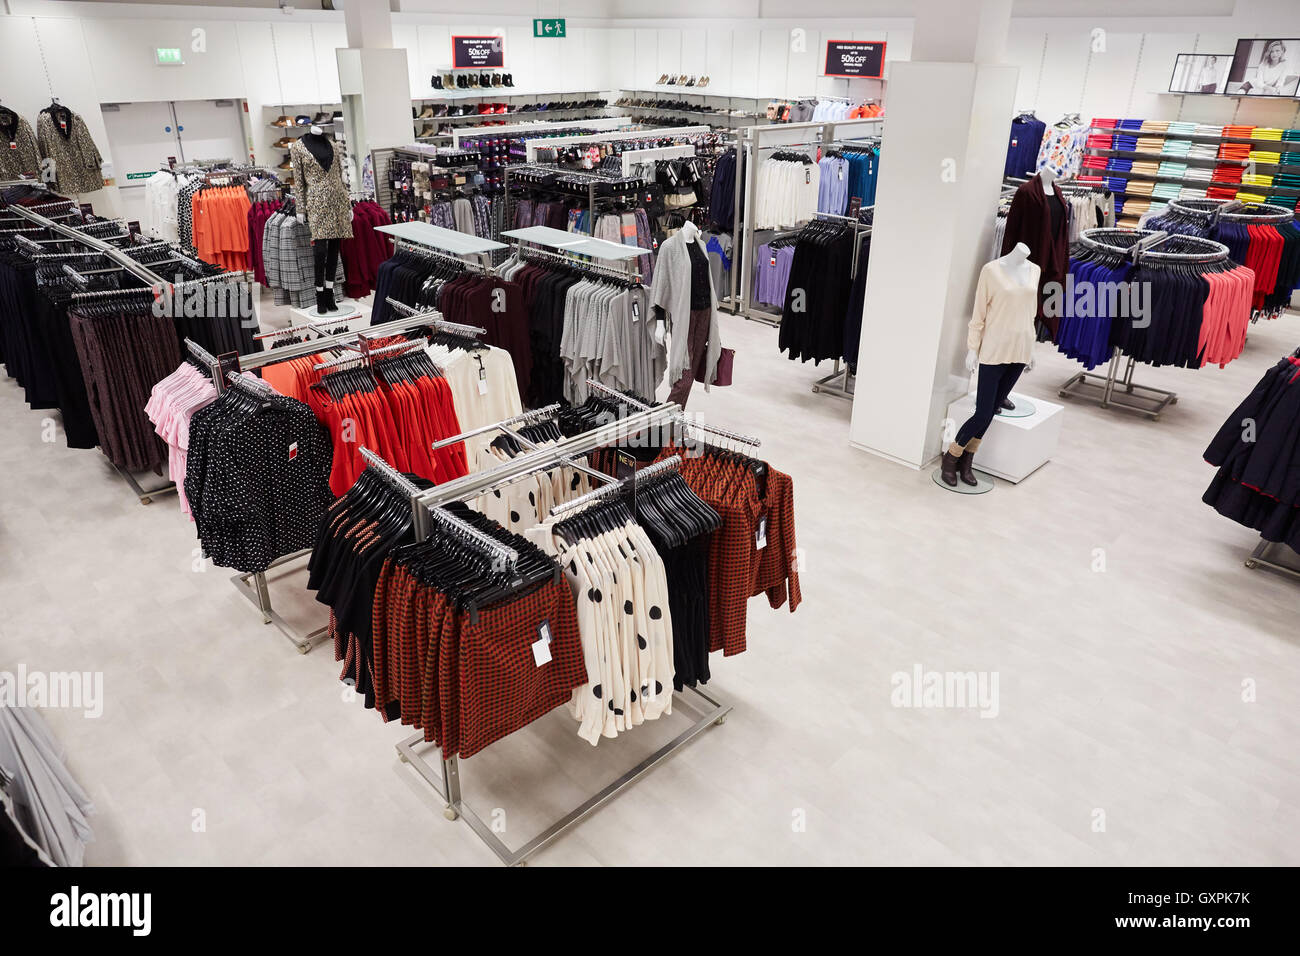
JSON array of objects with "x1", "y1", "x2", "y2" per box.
[
  {"x1": 1057, "y1": 227, "x2": 1228, "y2": 420},
  {"x1": 1244, "y1": 539, "x2": 1300, "y2": 582},
  {"x1": 392, "y1": 400, "x2": 738, "y2": 866},
  {"x1": 808, "y1": 209, "x2": 875, "y2": 401},
  {"x1": 549, "y1": 454, "x2": 682, "y2": 516},
  {"x1": 381, "y1": 297, "x2": 489, "y2": 338},
  {"x1": 584, "y1": 379, "x2": 762, "y2": 447},
  {"x1": 503, "y1": 225, "x2": 647, "y2": 282},
  {"x1": 184, "y1": 310, "x2": 451, "y2": 652}
]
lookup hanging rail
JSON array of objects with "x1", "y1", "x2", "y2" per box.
[{"x1": 549, "y1": 454, "x2": 682, "y2": 517}]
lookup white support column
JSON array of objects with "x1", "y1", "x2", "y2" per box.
[
  {"x1": 847, "y1": 0, "x2": 1017, "y2": 469},
  {"x1": 335, "y1": 0, "x2": 409, "y2": 189}
]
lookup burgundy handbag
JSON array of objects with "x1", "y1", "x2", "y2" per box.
[{"x1": 711, "y1": 347, "x2": 734, "y2": 386}]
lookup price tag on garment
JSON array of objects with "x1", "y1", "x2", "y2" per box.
[
  {"x1": 848, "y1": 196, "x2": 863, "y2": 218},
  {"x1": 631, "y1": 301, "x2": 640, "y2": 321},
  {"x1": 755, "y1": 515, "x2": 768, "y2": 550},
  {"x1": 770, "y1": 255, "x2": 777, "y2": 267},
  {"x1": 838, "y1": 165, "x2": 844, "y2": 181},
  {"x1": 532, "y1": 620, "x2": 553, "y2": 666},
  {"x1": 1011, "y1": 138, "x2": 1018, "y2": 149},
  {"x1": 805, "y1": 168, "x2": 811, "y2": 185},
  {"x1": 7, "y1": 142, "x2": 15, "y2": 151},
  {"x1": 288, "y1": 441, "x2": 299, "y2": 461},
  {"x1": 477, "y1": 376, "x2": 488, "y2": 395}
]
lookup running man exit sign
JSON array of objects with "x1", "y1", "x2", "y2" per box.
[
  {"x1": 156, "y1": 47, "x2": 184, "y2": 66},
  {"x1": 533, "y1": 18, "x2": 566, "y2": 38}
]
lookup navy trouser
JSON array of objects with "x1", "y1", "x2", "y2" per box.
[{"x1": 956, "y1": 362, "x2": 1024, "y2": 446}]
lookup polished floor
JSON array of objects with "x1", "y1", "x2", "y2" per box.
[{"x1": 1, "y1": 294, "x2": 1298, "y2": 866}]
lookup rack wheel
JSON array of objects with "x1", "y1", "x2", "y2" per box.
[
  {"x1": 715, "y1": 714, "x2": 728, "y2": 725},
  {"x1": 398, "y1": 752, "x2": 409, "y2": 764},
  {"x1": 1057, "y1": 391, "x2": 1068, "y2": 398},
  {"x1": 811, "y1": 385, "x2": 820, "y2": 393},
  {"x1": 1245, "y1": 559, "x2": 1258, "y2": 569},
  {"x1": 141, "y1": 497, "x2": 152, "y2": 505},
  {"x1": 443, "y1": 806, "x2": 459, "y2": 821},
  {"x1": 297, "y1": 644, "x2": 310, "y2": 655}
]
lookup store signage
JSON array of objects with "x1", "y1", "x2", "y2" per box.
[
  {"x1": 155, "y1": 47, "x2": 184, "y2": 66},
  {"x1": 533, "y1": 18, "x2": 566, "y2": 38},
  {"x1": 125, "y1": 172, "x2": 155, "y2": 181},
  {"x1": 824, "y1": 40, "x2": 886, "y2": 78},
  {"x1": 452, "y1": 35, "x2": 504, "y2": 69}
]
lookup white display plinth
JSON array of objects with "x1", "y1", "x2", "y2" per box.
[
  {"x1": 944, "y1": 390, "x2": 1063, "y2": 483},
  {"x1": 290, "y1": 301, "x2": 364, "y2": 325}
]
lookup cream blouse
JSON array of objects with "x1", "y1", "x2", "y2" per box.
[{"x1": 968, "y1": 259, "x2": 1040, "y2": 366}]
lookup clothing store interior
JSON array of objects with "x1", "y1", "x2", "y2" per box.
[{"x1": 1, "y1": 0, "x2": 1298, "y2": 871}]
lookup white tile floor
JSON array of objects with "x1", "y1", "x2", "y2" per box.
[{"x1": 2, "y1": 293, "x2": 1299, "y2": 866}]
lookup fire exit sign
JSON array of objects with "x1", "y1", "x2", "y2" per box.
[
  {"x1": 533, "y1": 18, "x2": 566, "y2": 38},
  {"x1": 156, "y1": 47, "x2": 184, "y2": 66}
]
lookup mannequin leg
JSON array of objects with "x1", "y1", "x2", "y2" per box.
[
  {"x1": 313, "y1": 240, "x2": 329, "y2": 289},
  {"x1": 666, "y1": 308, "x2": 710, "y2": 408},
  {"x1": 951, "y1": 363, "x2": 1024, "y2": 451}
]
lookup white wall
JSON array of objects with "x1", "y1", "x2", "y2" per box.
[{"x1": 4, "y1": 0, "x2": 1300, "y2": 214}]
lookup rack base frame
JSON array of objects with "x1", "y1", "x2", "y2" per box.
[
  {"x1": 812, "y1": 360, "x2": 855, "y2": 400},
  {"x1": 1244, "y1": 539, "x2": 1300, "y2": 583},
  {"x1": 229, "y1": 548, "x2": 329, "y2": 654},
  {"x1": 396, "y1": 683, "x2": 732, "y2": 866},
  {"x1": 111, "y1": 462, "x2": 178, "y2": 505},
  {"x1": 1057, "y1": 349, "x2": 1177, "y2": 421}
]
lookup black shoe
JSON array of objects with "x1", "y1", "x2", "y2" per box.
[
  {"x1": 503, "y1": 73, "x2": 514, "y2": 87},
  {"x1": 1000, "y1": 397, "x2": 1015, "y2": 412},
  {"x1": 940, "y1": 451, "x2": 960, "y2": 488},
  {"x1": 315, "y1": 290, "x2": 331, "y2": 314},
  {"x1": 432, "y1": 74, "x2": 443, "y2": 89},
  {"x1": 321, "y1": 288, "x2": 339, "y2": 314},
  {"x1": 957, "y1": 451, "x2": 978, "y2": 487}
]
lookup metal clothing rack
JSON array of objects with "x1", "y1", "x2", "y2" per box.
[
  {"x1": 1057, "y1": 228, "x2": 1230, "y2": 420},
  {"x1": 394, "y1": 400, "x2": 740, "y2": 866},
  {"x1": 808, "y1": 209, "x2": 875, "y2": 401},
  {"x1": 183, "y1": 310, "x2": 449, "y2": 652},
  {"x1": 731, "y1": 118, "x2": 883, "y2": 326},
  {"x1": 1244, "y1": 538, "x2": 1300, "y2": 582}
]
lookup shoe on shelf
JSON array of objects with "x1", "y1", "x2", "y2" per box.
[
  {"x1": 492, "y1": 73, "x2": 503, "y2": 87},
  {"x1": 657, "y1": 73, "x2": 669, "y2": 84},
  {"x1": 272, "y1": 114, "x2": 294, "y2": 127},
  {"x1": 444, "y1": 72, "x2": 455, "y2": 88},
  {"x1": 665, "y1": 75, "x2": 676, "y2": 85},
  {"x1": 477, "y1": 103, "x2": 492, "y2": 114},
  {"x1": 431, "y1": 104, "x2": 447, "y2": 117},
  {"x1": 277, "y1": 154, "x2": 293, "y2": 170},
  {"x1": 699, "y1": 75, "x2": 710, "y2": 87},
  {"x1": 494, "y1": 103, "x2": 508, "y2": 114},
  {"x1": 418, "y1": 105, "x2": 435, "y2": 119},
  {"x1": 686, "y1": 76, "x2": 697, "y2": 87},
  {"x1": 503, "y1": 73, "x2": 514, "y2": 87},
  {"x1": 273, "y1": 136, "x2": 295, "y2": 148},
  {"x1": 456, "y1": 73, "x2": 468, "y2": 89},
  {"x1": 432, "y1": 74, "x2": 443, "y2": 89}
]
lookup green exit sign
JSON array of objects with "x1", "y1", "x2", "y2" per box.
[
  {"x1": 155, "y1": 47, "x2": 183, "y2": 66},
  {"x1": 533, "y1": 18, "x2": 565, "y2": 38}
]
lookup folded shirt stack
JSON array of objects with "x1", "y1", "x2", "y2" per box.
[
  {"x1": 1252, "y1": 127, "x2": 1282, "y2": 141},
  {"x1": 1162, "y1": 138, "x2": 1192, "y2": 156},
  {"x1": 1250, "y1": 149, "x2": 1281, "y2": 165},
  {"x1": 1184, "y1": 166, "x2": 1213, "y2": 182},
  {"x1": 1087, "y1": 133, "x2": 1116, "y2": 150},
  {"x1": 1242, "y1": 173, "x2": 1274, "y2": 188},
  {"x1": 1136, "y1": 135, "x2": 1165, "y2": 153},
  {"x1": 1188, "y1": 142, "x2": 1219, "y2": 160},
  {"x1": 1206, "y1": 184, "x2": 1240, "y2": 199},
  {"x1": 1195, "y1": 123, "x2": 1224, "y2": 137},
  {"x1": 1179, "y1": 185, "x2": 1209, "y2": 199},
  {"x1": 1126, "y1": 178, "x2": 1154, "y2": 196},
  {"x1": 1235, "y1": 191, "x2": 1268, "y2": 203},
  {"x1": 1212, "y1": 164, "x2": 1244, "y2": 183},
  {"x1": 1118, "y1": 118, "x2": 1145, "y2": 132},
  {"x1": 1140, "y1": 120, "x2": 1170, "y2": 133},
  {"x1": 1168, "y1": 121, "x2": 1198, "y2": 136},
  {"x1": 1219, "y1": 142, "x2": 1253, "y2": 162},
  {"x1": 1152, "y1": 182, "x2": 1182, "y2": 200},
  {"x1": 1131, "y1": 160, "x2": 1160, "y2": 179},
  {"x1": 1157, "y1": 161, "x2": 1188, "y2": 179},
  {"x1": 1222, "y1": 124, "x2": 1255, "y2": 141},
  {"x1": 1091, "y1": 117, "x2": 1118, "y2": 130}
]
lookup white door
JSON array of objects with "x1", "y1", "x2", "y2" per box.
[
  {"x1": 101, "y1": 101, "x2": 181, "y2": 224},
  {"x1": 173, "y1": 99, "x2": 248, "y2": 168}
]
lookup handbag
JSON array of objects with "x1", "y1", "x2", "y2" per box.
[{"x1": 711, "y1": 347, "x2": 734, "y2": 387}]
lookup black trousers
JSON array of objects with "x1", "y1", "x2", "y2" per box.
[
  {"x1": 956, "y1": 362, "x2": 1024, "y2": 446},
  {"x1": 312, "y1": 239, "x2": 341, "y2": 288}
]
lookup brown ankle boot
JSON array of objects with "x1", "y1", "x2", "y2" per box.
[
  {"x1": 957, "y1": 450, "x2": 978, "y2": 486},
  {"x1": 940, "y1": 450, "x2": 960, "y2": 487}
]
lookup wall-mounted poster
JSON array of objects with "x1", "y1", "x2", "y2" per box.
[
  {"x1": 1168, "y1": 53, "x2": 1231, "y2": 94},
  {"x1": 824, "y1": 40, "x2": 886, "y2": 79},
  {"x1": 1226, "y1": 38, "x2": 1300, "y2": 97},
  {"x1": 452, "y1": 35, "x2": 504, "y2": 70}
]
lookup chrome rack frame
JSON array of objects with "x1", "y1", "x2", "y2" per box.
[
  {"x1": 1057, "y1": 228, "x2": 1228, "y2": 421},
  {"x1": 187, "y1": 311, "x2": 445, "y2": 652},
  {"x1": 394, "y1": 402, "x2": 735, "y2": 866},
  {"x1": 1244, "y1": 538, "x2": 1300, "y2": 583},
  {"x1": 585, "y1": 379, "x2": 763, "y2": 447}
]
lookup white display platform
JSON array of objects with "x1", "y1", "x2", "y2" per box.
[
  {"x1": 289, "y1": 301, "x2": 364, "y2": 324},
  {"x1": 944, "y1": 390, "x2": 1063, "y2": 483}
]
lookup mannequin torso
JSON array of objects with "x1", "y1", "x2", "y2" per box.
[{"x1": 300, "y1": 131, "x2": 334, "y2": 171}]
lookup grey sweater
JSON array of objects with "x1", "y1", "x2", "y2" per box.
[{"x1": 649, "y1": 232, "x2": 722, "y2": 390}]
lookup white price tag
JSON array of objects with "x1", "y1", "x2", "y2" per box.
[
  {"x1": 755, "y1": 515, "x2": 768, "y2": 550},
  {"x1": 288, "y1": 441, "x2": 299, "y2": 462},
  {"x1": 531, "y1": 638, "x2": 552, "y2": 666},
  {"x1": 477, "y1": 376, "x2": 488, "y2": 395}
]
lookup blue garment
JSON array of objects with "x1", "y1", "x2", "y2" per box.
[
  {"x1": 1004, "y1": 116, "x2": 1046, "y2": 178},
  {"x1": 817, "y1": 156, "x2": 850, "y2": 215}
]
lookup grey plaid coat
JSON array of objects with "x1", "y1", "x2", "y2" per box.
[
  {"x1": 289, "y1": 138, "x2": 353, "y2": 241},
  {"x1": 261, "y1": 212, "x2": 343, "y2": 307}
]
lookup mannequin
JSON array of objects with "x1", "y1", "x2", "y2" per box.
[
  {"x1": 1000, "y1": 166, "x2": 1069, "y2": 342},
  {"x1": 654, "y1": 220, "x2": 701, "y2": 346},
  {"x1": 650, "y1": 221, "x2": 722, "y2": 408},
  {"x1": 941, "y1": 244, "x2": 1039, "y2": 488},
  {"x1": 289, "y1": 126, "x2": 354, "y2": 314}
]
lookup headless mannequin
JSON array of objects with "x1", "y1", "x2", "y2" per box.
[
  {"x1": 1039, "y1": 166, "x2": 1065, "y2": 241},
  {"x1": 944, "y1": 242, "x2": 1038, "y2": 487},
  {"x1": 300, "y1": 127, "x2": 343, "y2": 314},
  {"x1": 653, "y1": 220, "x2": 701, "y2": 346},
  {"x1": 655, "y1": 221, "x2": 712, "y2": 408}
]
